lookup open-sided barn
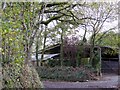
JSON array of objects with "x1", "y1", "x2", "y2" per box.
[{"x1": 38, "y1": 44, "x2": 119, "y2": 74}]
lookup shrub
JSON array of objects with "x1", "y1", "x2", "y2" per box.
[
  {"x1": 81, "y1": 58, "x2": 90, "y2": 66},
  {"x1": 2, "y1": 63, "x2": 43, "y2": 89},
  {"x1": 48, "y1": 59, "x2": 61, "y2": 67},
  {"x1": 48, "y1": 59, "x2": 73, "y2": 67},
  {"x1": 36, "y1": 66, "x2": 98, "y2": 82}
]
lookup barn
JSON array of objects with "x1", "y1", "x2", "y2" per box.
[{"x1": 38, "y1": 44, "x2": 119, "y2": 74}]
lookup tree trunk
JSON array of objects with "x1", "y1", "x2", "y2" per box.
[
  {"x1": 99, "y1": 47, "x2": 102, "y2": 76},
  {"x1": 77, "y1": 44, "x2": 82, "y2": 67},
  {"x1": 24, "y1": 42, "x2": 31, "y2": 65},
  {"x1": 41, "y1": 25, "x2": 47, "y2": 66},
  {"x1": 36, "y1": 38, "x2": 39, "y2": 66},
  {"x1": 60, "y1": 34, "x2": 64, "y2": 67},
  {"x1": 7, "y1": 37, "x2": 10, "y2": 62},
  {"x1": 90, "y1": 28, "x2": 96, "y2": 67},
  {"x1": 118, "y1": 48, "x2": 120, "y2": 75},
  {"x1": 76, "y1": 25, "x2": 87, "y2": 67},
  {"x1": 2, "y1": 37, "x2": 5, "y2": 63},
  {"x1": 60, "y1": 27, "x2": 64, "y2": 67}
]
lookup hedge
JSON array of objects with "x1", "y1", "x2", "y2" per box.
[{"x1": 36, "y1": 66, "x2": 98, "y2": 82}]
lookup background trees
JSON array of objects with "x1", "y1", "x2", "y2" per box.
[
  {"x1": 1, "y1": 2, "x2": 118, "y2": 68},
  {"x1": 95, "y1": 31, "x2": 118, "y2": 47},
  {"x1": 1, "y1": 1, "x2": 119, "y2": 88},
  {"x1": 80, "y1": 2, "x2": 117, "y2": 68}
]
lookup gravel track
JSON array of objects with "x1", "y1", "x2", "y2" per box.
[{"x1": 43, "y1": 74, "x2": 119, "y2": 89}]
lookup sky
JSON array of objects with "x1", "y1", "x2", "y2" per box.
[
  {"x1": 46, "y1": 1, "x2": 118, "y2": 41},
  {"x1": 46, "y1": 17, "x2": 118, "y2": 45},
  {"x1": 102, "y1": 20, "x2": 118, "y2": 32},
  {"x1": 65, "y1": 20, "x2": 118, "y2": 41}
]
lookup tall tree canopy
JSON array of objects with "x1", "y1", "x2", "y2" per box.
[{"x1": 1, "y1": 2, "x2": 117, "y2": 66}]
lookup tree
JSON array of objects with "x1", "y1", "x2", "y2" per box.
[
  {"x1": 1, "y1": 2, "x2": 45, "y2": 88},
  {"x1": 2, "y1": 3, "x2": 25, "y2": 64},
  {"x1": 2, "y1": 2, "x2": 49, "y2": 65},
  {"x1": 95, "y1": 31, "x2": 118, "y2": 47},
  {"x1": 36, "y1": 2, "x2": 87, "y2": 66},
  {"x1": 63, "y1": 36, "x2": 79, "y2": 67},
  {"x1": 75, "y1": 2, "x2": 117, "y2": 76},
  {"x1": 82, "y1": 2, "x2": 117, "y2": 67}
]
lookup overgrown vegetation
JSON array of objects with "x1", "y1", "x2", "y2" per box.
[
  {"x1": 1, "y1": 1, "x2": 118, "y2": 88},
  {"x1": 36, "y1": 66, "x2": 98, "y2": 82},
  {"x1": 2, "y1": 63, "x2": 43, "y2": 89},
  {"x1": 47, "y1": 58, "x2": 89, "y2": 67}
]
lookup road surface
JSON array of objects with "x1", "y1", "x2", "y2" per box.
[{"x1": 43, "y1": 74, "x2": 119, "y2": 89}]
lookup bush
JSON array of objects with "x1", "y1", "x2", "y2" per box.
[
  {"x1": 2, "y1": 63, "x2": 43, "y2": 89},
  {"x1": 48, "y1": 59, "x2": 77, "y2": 67},
  {"x1": 48, "y1": 59, "x2": 61, "y2": 67},
  {"x1": 81, "y1": 58, "x2": 89, "y2": 66},
  {"x1": 47, "y1": 58, "x2": 90, "y2": 67},
  {"x1": 36, "y1": 66, "x2": 98, "y2": 82}
]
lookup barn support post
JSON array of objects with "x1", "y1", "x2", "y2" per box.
[
  {"x1": 94, "y1": 46, "x2": 102, "y2": 77},
  {"x1": 118, "y1": 1, "x2": 120, "y2": 75},
  {"x1": 118, "y1": 47, "x2": 120, "y2": 75},
  {"x1": 98, "y1": 47, "x2": 102, "y2": 77}
]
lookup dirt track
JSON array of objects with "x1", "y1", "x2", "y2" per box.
[{"x1": 43, "y1": 74, "x2": 119, "y2": 89}]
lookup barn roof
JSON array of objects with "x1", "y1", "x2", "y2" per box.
[
  {"x1": 31, "y1": 53, "x2": 59, "y2": 61},
  {"x1": 38, "y1": 43, "x2": 119, "y2": 59},
  {"x1": 40, "y1": 43, "x2": 117, "y2": 52}
]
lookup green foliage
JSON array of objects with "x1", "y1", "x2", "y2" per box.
[
  {"x1": 92, "y1": 53, "x2": 100, "y2": 69},
  {"x1": 36, "y1": 66, "x2": 98, "y2": 82},
  {"x1": 3, "y1": 63, "x2": 43, "y2": 88},
  {"x1": 90, "y1": 2, "x2": 99, "y2": 9},
  {"x1": 2, "y1": 3, "x2": 24, "y2": 64},
  {"x1": 95, "y1": 31, "x2": 118, "y2": 47},
  {"x1": 48, "y1": 59, "x2": 73, "y2": 67},
  {"x1": 81, "y1": 58, "x2": 89, "y2": 66},
  {"x1": 2, "y1": 2, "x2": 43, "y2": 64},
  {"x1": 47, "y1": 59, "x2": 60, "y2": 67}
]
